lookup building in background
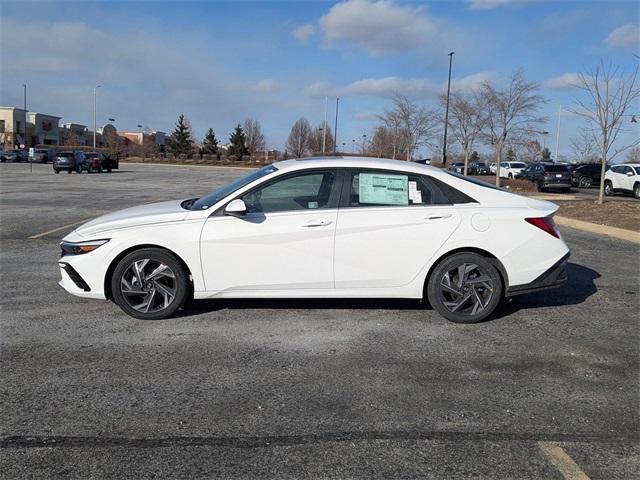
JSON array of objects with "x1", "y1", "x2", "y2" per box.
[
  {"x1": 118, "y1": 130, "x2": 166, "y2": 152},
  {"x1": 0, "y1": 106, "x2": 28, "y2": 148},
  {"x1": 28, "y1": 112, "x2": 61, "y2": 145},
  {"x1": 61, "y1": 123, "x2": 89, "y2": 146}
]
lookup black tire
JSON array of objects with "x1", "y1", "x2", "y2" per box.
[
  {"x1": 604, "y1": 181, "x2": 613, "y2": 196},
  {"x1": 427, "y1": 252, "x2": 503, "y2": 324},
  {"x1": 561, "y1": 187, "x2": 570, "y2": 193},
  {"x1": 67, "y1": 169, "x2": 73, "y2": 174},
  {"x1": 98, "y1": 164, "x2": 103, "y2": 173},
  {"x1": 111, "y1": 248, "x2": 190, "y2": 320},
  {"x1": 88, "y1": 165, "x2": 94, "y2": 173},
  {"x1": 578, "y1": 176, "x2": 592, "y2": 188},
  {"x1": 54, "y1": 169, "x2": 60, "y2": 174},
  {"x1": 634, "y1": 183, "x2": 639, "y2": 200},
  {"x1": 508, "y1": 173, "x2": 513, "y2": 180},
  {"x1": 76, "y1": 164, "x2": 83, "y2": 174}
]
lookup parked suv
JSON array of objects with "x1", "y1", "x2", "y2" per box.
[
  {"x1": 522, "y1": 163, "x2": 572, "y2": 192},
  {"x1": 605, "y1": 163, "x2": 640, "y2": 199},
  {"x1": 499, "y1": 161, "x2": 527, "y2": 179},
  {"x1": 32, "y1": 148, "x2": 57, "y2": 163},
  {"x1": 448, "y1": 162, "x2": 465, "y2": 174},
  {"x1": 83, "y1": 151, "x2": 118, "y2": 173},
  {"x1": 53, "y1": 151, "x2": 85, "y2": 174},
  {"x1": 1, "y1": 149, "x2": 28, "y2": 162},
  {"x1": 571, "y1": 163, "x2": 607, "y2": 188}
]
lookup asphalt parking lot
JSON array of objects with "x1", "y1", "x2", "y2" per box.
[{"x1": 1, "y1": 161, "x2": 638, "y2": 479}]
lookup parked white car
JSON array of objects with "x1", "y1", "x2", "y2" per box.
[
  {"x1": 58, "y1": 157, "x2": 570, "y2": 324},
  {"x1": 489, "y1": 162, "x2": 497, "y2": 174},
  {"x1": 604, "y1": 163, "x2": 640, "y2": 199},
  {"x1": 499, "y1": 161, "x2": 527, "y2": 179}
]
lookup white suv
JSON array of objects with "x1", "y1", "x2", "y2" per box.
[
  {"x1": 604, "y1": 163, "x2": 640, "y2": 199},
  {"x1": 499, "y1": 161, "x2": 527, "y2": 179}
]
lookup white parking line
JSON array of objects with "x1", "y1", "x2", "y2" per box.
[
  {"x1": 28, "y1": 219, "x2": 92, "y2": 239},
  {"x1": 538, "y1": 442, "x2": 590, "y2": 480}
]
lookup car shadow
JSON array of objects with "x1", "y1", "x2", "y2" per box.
[{"x1": 177, "y1": 262, "x2": 599, "y2": 322}]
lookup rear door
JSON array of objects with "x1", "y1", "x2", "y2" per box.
[{"x1": 333, "y1": 169, "x2": 463, "y2": 289}]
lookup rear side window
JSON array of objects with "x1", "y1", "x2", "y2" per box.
[
  {"x1": 348, "y1": 170, "x2": 475, "y2": 207},
  {"x1": 544, "y1": 165, "x2": 569, "y2": 172}
]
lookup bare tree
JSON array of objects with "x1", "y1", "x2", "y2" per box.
[
  {"x1": 480, "y1": 70, "x2": 546, "y2": 186},
  {"x1": 569, "y1": 126, "x2": 599, "y2": 164},
  {"x1": 308, "y1": 124, "x2": 334, "y2": 154},
  {"x1": 379, "y1": 93, "x2": 439, "y2": 161},
  {"x1": 368, "y1": 126, "x2": 395, "y2": 158},
  {"x1": 569, "y1": 62, "x2": 640, "y2": 203},
  {"x1": 626, "y1": 145, "x2": 640, "y2": 163},
  {"x1": 243, "y1": 118, "x2": 266, "y2": 155},
  {"x1": 440, "y1": 91, "x2": 486, "y2": 175},
  {"x1": 286, "y1": 117, "x2": 312, "y2": 158}
]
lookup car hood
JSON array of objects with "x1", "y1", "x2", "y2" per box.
[{"x1": 73, "y1": 200, "x2": 189, "y2": 238}]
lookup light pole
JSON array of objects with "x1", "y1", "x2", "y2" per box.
[
  {"x1": 333, "y1": 97, "x2": 339, "y2": 154},
  {"x1": 23, "y1": 84, "x2": 27, "y2": 148},
  {"x1": 93, "y1": 85, "x2": 101, "y2": 150},
  {"x1": 442, "y1": 51, "x2": 455, "y2": 166},
  {"x1": 554, "y1": 105, "x2": 562, "y2": 161},
  {"x1": 322, "y1": 96, "x2": 328, "y2": 154}
]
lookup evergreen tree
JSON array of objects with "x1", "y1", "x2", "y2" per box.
[
  {"x1": 227, "y1": 124, "x2": 249, "y2": 161},
  {"x1": 201, "y1": 128, "x2": 219, "y2": 155},
  {"x1": 169, "y1": 114, "x2": 194, "y2": 157},
  {"x1": 506, "y1": 147, "x2": 516, "y2": 162},
  {"x1": 470, "y1": 150, "x2": 480, "y2": 162},
  {"x1": 541, "y1": 147, "x2": 552, "y2": 161}
]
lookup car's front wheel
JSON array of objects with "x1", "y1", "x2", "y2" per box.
[
  {"x1": 427, "y1": 253, "x2": 503, "y2": 324},
  {"x1": 578, "y1": 176, "x2": 592, "y2": 188},
  {"x1": 111, "y1": 248, "x2": 189, "y2": 320}
]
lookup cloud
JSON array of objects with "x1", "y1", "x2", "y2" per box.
[
  {"x1": 543, "y1": 73, "x2": 581, "y2": 90},
  {"x1": 293, "y1": 24, "x2": 315, "y2": 41},
  {"x1": 606, "y1": 24, "x2": 640, "y2": 49},
  {"x1": 253, "y1": 79, "x2": 279, "y2": 93},
  {"x1": 319, "y1": 0, "x2": 436, "y2": 55},
  {"x1": 466, "y1": 0, "x2": 524, "y2": 10},
  {"x1": 303, "y1": 72, "x2": 491, "y2": 99}
]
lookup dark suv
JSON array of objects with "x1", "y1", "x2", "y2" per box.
[
  {"x1": 522, "y1": 163, "x2": 572, "y2": 192},
  {"x1": 571, "y1": 163, "x2": 607, "y2": 188},
  {"x1": 83, "y1": 152, "x2": 118, "y2": 173},
  {"x1": 53, "y1": 151, "x2": 85, "y2": 174}
]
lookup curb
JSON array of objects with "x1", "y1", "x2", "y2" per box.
[
  {"x1": 120, "y1": 162, "x2": 256, "y2": 170},
  {"x1": 555, "y1": 216, "x2": 640, "y2": 244}
]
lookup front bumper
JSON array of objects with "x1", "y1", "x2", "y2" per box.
[{"x1": 505, "y1": 252, "x2": 570, "y2": 297}]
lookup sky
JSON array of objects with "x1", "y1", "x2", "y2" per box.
[{"x1": 1, "y1": 0, "x2": 638, "y2": 158}]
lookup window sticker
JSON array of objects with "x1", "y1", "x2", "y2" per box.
[
  {"x1": 359, "y1": 173, "x2": 408, "y2": 205},
  {"x1": 308, "y1": 201, "x2": 319, "y2": 209}
]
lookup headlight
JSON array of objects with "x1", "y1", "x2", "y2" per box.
[{"x1": 60, "y1": 239, "x2": 109, "y2": 256}]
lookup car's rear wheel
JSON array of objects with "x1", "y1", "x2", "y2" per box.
[
  {"x1": 87, "y1": 165, "x2": 94, "y2": 173},
  {"x1": 111, "y1": 248, "x2": 189, "y2": 320},
  {"x1": 578, "y1": 176, "x2": 592, "y2": 188},
  {"x1": 67, "y1": 169, "x2": 73, "y2": 174},
  {"x1": 604, "y1": 181, "x2": 613, "y2": 196},
  {"x1": 427, "y1": 253, "x2": 503, "y2": 324},
  {"x1": 54, "y1": 169, "x2": 60, "y2": 174},
  {"x1": 634, "y1": 183, "x2": 639, "y2": 200}
]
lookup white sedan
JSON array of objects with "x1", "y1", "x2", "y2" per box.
[{"x1": 58, "y1": 157, "x2": 570, "y2": 324}]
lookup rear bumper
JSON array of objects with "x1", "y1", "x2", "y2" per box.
[{"x1": 505, "y1": 252, "x2": 569, "y2": 297}]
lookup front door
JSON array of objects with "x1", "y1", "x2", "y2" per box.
[{"x1": 200, "y1": 169, "x2": 339, "y2": 292}]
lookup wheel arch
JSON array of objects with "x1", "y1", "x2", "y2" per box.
[
  {"x1": 104, "y1": 244, "x2": 194, "y2": 301},
  {"x1": 422, "y1": 247, "x2": 508, "y2": 298}
]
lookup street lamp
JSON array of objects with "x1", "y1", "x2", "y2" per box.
[
  {"x1": 442, "y1": 51, "x2": 455, "y2": 166},
  {"x1": 539, "y1": 131, "x2": 549, "y2": 150},
  {"x1": 93, "y1": 85, "x2": 101, "y2": 149},
  {"x1": 334, "y1": 98, "x2": 340, "y2": 154}
]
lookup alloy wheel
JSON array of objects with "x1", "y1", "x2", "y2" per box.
[
  {"x1": 438, "y1": 262, "x2": 495, "y2": 316},
  {"x1": 579, "y1": 177, "x2": 592, "y2": 188},
  {"x1": 120, "y1": 259, "x2": 177, "y2": 313}
]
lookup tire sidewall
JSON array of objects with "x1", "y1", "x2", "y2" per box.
[
  {"x1": 427, "y1": 253, "x2": 503, "y2": 324},
  {"x1": 111, "y1": 248, "x2": 189, "y2": 320},
  {"x1": 604, "y1": 182, "x2": 613, "y2": 196}
]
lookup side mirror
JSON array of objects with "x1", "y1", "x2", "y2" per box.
[
  {"x1": 224, "y1": 199, "x2": 247, "y2": 217},
  {"x1": 626, "y1": 171, "x2": 634, "y2": 177}
]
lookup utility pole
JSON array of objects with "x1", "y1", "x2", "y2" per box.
[
  {"x1": 442, "y1": 51, "x2": 455, "y2": 166},
  {"x1": 24, "y1": 84, "x2": 32, "y2": 172},
  {"x1": 322, "y1": 96, "x2": 328, "y2": 154},
  {"x1": 333, "y1": 97, "x2": 339, "y2": 154},
  {"x1": 554, "y1": 105, "x2": 562, "y2": 161},
  {"x1": 93, "y1": 85, "x2": 101, "y2": 150}
]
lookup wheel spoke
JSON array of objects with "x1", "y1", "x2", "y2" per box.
[
  {"x1": 147, "y1": 264, "x2": 172, "y2": 280},
  {"x1": 440, "y1": 272, "x2": 463, "y2": 295},
  {"x1": 153, "y1": 281, "x2": 175, "y2": 306},
  {"x1": 144, "y1": 289, "x2": 157, "y2": 313},
  {"x1": 465, "y1": 274, "x2": 491, "y2": 285},
  {"x1": 132, "y1": 293, "x2": 151, "y2": 311},
  {"x1": 132, "y1": 260, "x2": 148, "y2": 285}
]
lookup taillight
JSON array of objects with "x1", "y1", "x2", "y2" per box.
[{"x1": 525, "y1": 216, "x2": 559, "y2": 238}]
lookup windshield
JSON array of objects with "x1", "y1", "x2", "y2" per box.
[{"x1": 190, "y1": 165, "x2": 278, "y2": 210}]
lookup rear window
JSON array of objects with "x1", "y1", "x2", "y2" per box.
[
  {"x1": 58, "y1": 152, "x2": 74, "y2": 158},
  {"x1": 544, "y1": 165, "x2": 569, "y2": 172}
]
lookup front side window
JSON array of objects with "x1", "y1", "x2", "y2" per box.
[
  {"x1": 348, "y1": 170, "x2": 464, "y2": 207},
  {"x1": 242, "y1": 170, "x2": 336, "y2": 214}
]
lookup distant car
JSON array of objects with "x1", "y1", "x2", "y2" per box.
[
  {"x1": 499, "y1": 162, "x2": 527, "y2": 179},
  {"x1": 489, "y1": 162, "x2": 497, "y2": 174},
  {"x1": 1, "y1": 149, "x2": 28, "y2": 162},
  {"x1": 515, "y1": 163, "x2": 537, "y2": 180},
  {"x1": 604, "y1": 163, "x2": 640, "y2": 199},
  {"x1": 521, "y1": 163, "x2": 572, "y2": 193},
  {"x1": 82, "y1": 152, "x2": 110, "y2": 173},
  {"x1": 53, "y1": 151, "x2": 85, "y2": 174},
  {"x1": 32, "y1": 148, "x2": 57, "y2": 164},
  {"x1": 469, "y1": 162, "x2": 490, "y2": 175},
  {"x1": 571, "y1": 163, "x2": 607, "y2": 189},
  {"x1": 448, "y1": 162, "x2": 465, "y2": 174}
]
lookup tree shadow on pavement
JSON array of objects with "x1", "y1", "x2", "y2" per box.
[{"x1": 178, "y1": 262, "x2": 599, "y2": 321}]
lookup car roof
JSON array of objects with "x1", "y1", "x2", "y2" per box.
[{"x1": 273, "y1": 156, "x2": 444, "y2": 176}]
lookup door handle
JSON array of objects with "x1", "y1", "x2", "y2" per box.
[
  {"x1": 303, "y1": 219, "x2": 333, "y2": 227},
  {"x1": 425, "y1": 214, "x2": 452, "y2": 220}
]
